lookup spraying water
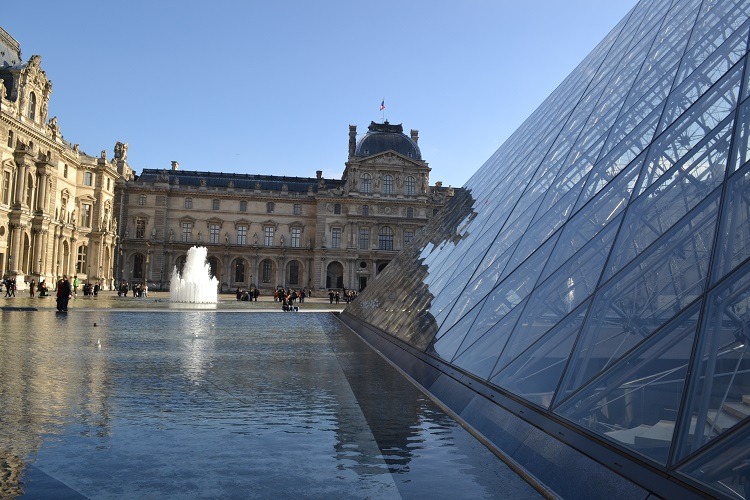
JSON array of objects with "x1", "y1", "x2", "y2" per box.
[{"x1": 170, "y1": 246, "x2": 219, "y2": 303}]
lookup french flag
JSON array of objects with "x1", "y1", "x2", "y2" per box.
[{"x1": 380, "y1": 100, "x2": 385, "y2": 111}]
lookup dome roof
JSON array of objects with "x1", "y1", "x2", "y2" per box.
[{"x1": 354, "y1": 121, "x2": 422, "y2": 160}]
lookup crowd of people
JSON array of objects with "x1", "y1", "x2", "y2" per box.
[
  {"x1": 236, "y1": 287, "x2": 260, "y2": 301},
  {"x1": 117, "y1": 282, "x2": 148, "y2": 297}
]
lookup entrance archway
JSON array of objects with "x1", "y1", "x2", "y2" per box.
[{"x1": 326, "y1": 261, "x2": 343, "y2": 289}]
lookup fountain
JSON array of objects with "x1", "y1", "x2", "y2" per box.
[{"x1": 170, "y1": 246, "x2": 219, "y2": 303}]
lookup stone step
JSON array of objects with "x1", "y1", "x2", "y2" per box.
[
  {"x1": 707, "y1": 409, "x2": 741, "y2": 433},
  {"x1": 633, "y1": 420, "x2": 675, "y2": 449},
  {"x1": 606, "y1": 424, "x2": 652, "y2": 445},
  {"x1": 723, "y1": 401, "x2": 750, "y2": 420}
]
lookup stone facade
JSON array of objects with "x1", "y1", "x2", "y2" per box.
[
  {"x1": 0, "y1": 29, "x2": 125, "y2": 290},
  {"x1": 117, "y1": 122, "x2": 452, "y2": 292}
]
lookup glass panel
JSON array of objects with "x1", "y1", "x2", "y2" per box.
[
  {"x1": 731, "y1": 94, "x2": 750, "y2": 173},
  {"x1": 451, "y1": 298, "x2": 528, "y2": 381},
  {"x1": 542, "y1": 159, "x2": 639, "y2": 281},
  {"x1": 490, "y1": 299, "x2": 590, "y2": 409},
  {"x1": 636, "y1": 61, "x2": 742, "y2": 195},
  {"x1": 713, "y1": 162, "x2": 750, "y2": 283},
  {"x1": 495, "y1": 218, "x2": 619, "y2": 375},
  {"x1": 604, "y1": 116, "x2": 733, "y2": 279},
  {"x1": 555, "y1": 303, "x2": 700, "y2": 465},
  {"x1": 674, "y1": 259, "x2": 750, "y2": 461},
  {"x1": 430, "y1": 304, "x2": 483, "y2": 361},
  {"x1": 678, "y1": 422, "x2": 750, "y2": 499},
  {"x1": 659, "y1": 20, "x2": 749, "y2": 133},
  {"x1": 558, "y1": 192, "x2": 720, "y2": 400}
]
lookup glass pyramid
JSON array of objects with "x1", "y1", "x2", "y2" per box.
[{"x1": 344, "y1": 0, "x2": 750, "y2": 497}]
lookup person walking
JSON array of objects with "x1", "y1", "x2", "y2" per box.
[
  {"x1": 56, "y1": 275, "x2": 72, "y2": 312},
  {"x1": 29, "y1": 279, "x2": 36, "y2": 298}
]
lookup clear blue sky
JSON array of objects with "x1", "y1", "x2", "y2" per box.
[{"x1": 4, "y1": 1, "x2": 636, "y2": 188}]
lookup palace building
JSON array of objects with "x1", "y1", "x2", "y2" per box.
[
  {"x1": 116, "y1": 121, "x2": 452, "y2": 292},
  {"x1": 0, "y1": 25, "x2": 451, "y2": 293},
  {"x1": 0, "y1": 27, "x2": 125, "y2": 289}
]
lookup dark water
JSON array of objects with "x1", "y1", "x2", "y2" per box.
[{"x1": 0, "y1": 310, "x2": 541, "y2": 499}]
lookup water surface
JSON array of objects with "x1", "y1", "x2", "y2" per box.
[{"x1": 0, "y1": 310, "x2": 541, "y2": 499}]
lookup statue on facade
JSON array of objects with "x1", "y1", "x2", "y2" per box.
[
  {"x1": 100, "y1": 149, "x2": 107, "y2": 160},
  {"x1": 114, "y1": 142, "x2": 128, "y2": 161},
  {"x1": 280, "y1": 235, "x2": 285, "y2": 246},
  {"x1": 169, "y1": 228, "x2": 174, "y2": 242},
  {"x1": 253, "y1": 232, "x2": 259, "y2": 245}
]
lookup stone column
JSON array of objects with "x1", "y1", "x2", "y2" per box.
[{"x1": 8, "y1": 223, "x2": 23, "y2": 274}]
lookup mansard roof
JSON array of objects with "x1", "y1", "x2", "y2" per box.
[{"x1": 136, "y1": 169, "x2": 343, "y2": 193}]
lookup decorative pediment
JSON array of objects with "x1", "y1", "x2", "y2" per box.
[
  {"x1": 261, "y1": 219, "x2": 278, "y2": 229},
  {"x1": 233, "y1": 218, "x2": 251, "y2": 229},
  {"x1": 179, "y1": 215, "x2": 197, "y2": 224},
  {"x1": 132, "y1": 212, "x2": 150, "y2": 222},
  {"x1": 358, "y1": 151, "x2": 421, "y2": 168},
  {"x1": 206, "y1": 217, "x2": 224, "y2": 228}
]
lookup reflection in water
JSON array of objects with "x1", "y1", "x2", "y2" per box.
[
  {"x1": 346, "y1": 187, "x2": 477, "y2": 350},
  {"x1": 0, "y1": 311, "x2": 538, "y2": 499}
]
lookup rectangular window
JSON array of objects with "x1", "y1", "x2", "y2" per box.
[
  {"x1": 76, "y1": 246, "x2": 87, "y2": 274},
  {"x1": 184, "y1": 198, "x2": 193, "y2": 209},
  {"x1": 293, "y1": 203, "x2": 301, "y2": 215},
  {"x1": 182, "y1": 222, "x2": 193, "y2": 242},
  {"x1": 404, "y1": 230, "x2": 414, "y2": 245},
  {"x1": 405, "y1": 176, "x2": 416, "y2": 195},
  {"x1": 331, "y1": 227, "x2": 341, "y2": 249},
  {"x1": 264, "y1": 226, "x2": 274, "y2": 246},
  {"x1": 135, "y1": 219, "x2": 146, "y2": 239},
  {"x1": 209, "y1": 223, "x2": 220, "y2": 244},
  {"x1": 84, "y1": 171, "x2": 93, "y2": 186},
  {"x1": 240, "y1": 200, "x2": 247, "y2": 212},
  {"x1": 291, "y1": 227, "x2": 301, "y2": 248},
  {"x1": 359, "y1": 228, "x2": 370, "y2": 250},
  {"x1": 81, "y1": 204, "x2": 92, "y2": 227},
  {"x1": 212, "y1": 199, "x2": 220, "y2": 210},
  {"x1": 138, "y1": 194, "x2": 147, "y2": 206},
  {"x1": 2, "y1": 171, "x2": 9, "y2": 204},
  {"x1": 107, "y1": 178, "x2": 111, "y2": 191},
  {"x1": 237, "y1": 225, "x2": 247, "y2": 245}
]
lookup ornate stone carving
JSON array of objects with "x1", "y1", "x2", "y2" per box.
[{"x1": 114, "y1": 141, "x2": 128, "y2": 161}]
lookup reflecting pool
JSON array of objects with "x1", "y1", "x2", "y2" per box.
[{"x1": 0, "y1": 310, "x2": 540, "y2": 499}]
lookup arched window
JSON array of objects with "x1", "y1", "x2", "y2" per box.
[
  {"x1": 261, "y1": 259, "x2": 273, "y2": 283},
  {"x1": 360, "y1": 173, "x2": 372, "y2": 193},
  {"x1": 133, "y1": 253, "x2": 144, "y2": 279},
  {"x1": 406, "y1": 207, "x2": 414, "y2": 219},
  {"x1": 378, "y1": 226, "x2": 394, "y2": 250},
  {"x1": 383, "y1": 174, "x2": 394, "y2": 195},
  {"x1": 289, "y1": 260, "x2": 300, "y2": 285},
  {"x1": 234, "y1": 259, "x2": 246, "y2": 283},
  {"x1": 405, "y1": 176, "x2": 416, "y2": 195},
  {"x1": 28, "y1": 92, "x2": 37, "y2": 120},
  {"x1": 184, "y1": 197, "x2": 193, "y2": 209},
  {"x1": 362, "y1": 205, "x2": 369, "y2": 216},
  {"x1": 7, "y1": 130, "x2": 13, "y2": 148},
  {"x1": 334, "y1": 203, "x2": 341, "y2": 215},
  {"x1": 207, "y1": 257, "x2": 218, "y2": 279}
]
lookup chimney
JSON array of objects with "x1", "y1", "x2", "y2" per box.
[
  {"x1": 348, "y1": 125, "x2": 357, "y2": 158},
  {"x1": 316, "y1": 170, "x2": 322, "y2": 179},
  {"x1": 410, "y1": 129, "x2": 419, "y2": 144},
  {"x1": 171, "y1": 161, "x2": 179, "y2": 171}
]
